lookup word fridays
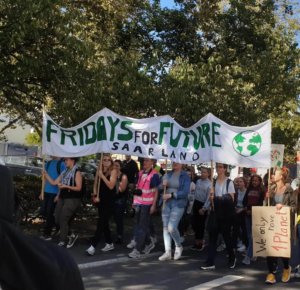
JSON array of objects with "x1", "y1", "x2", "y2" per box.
[{"x1": 42, "y1": 108, "x2": 271, "y2": 167}]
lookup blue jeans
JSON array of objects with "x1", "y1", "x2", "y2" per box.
[
  {"x1": 162, "y1": 204, "x2": 185, "y2": 251},
  {"x1": 245, "y1": 215, "x2": 253, "y2": 258}
]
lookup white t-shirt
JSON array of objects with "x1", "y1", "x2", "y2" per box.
[{"x1": 214, "y1": 178, "x2": 235, "y2": 197}]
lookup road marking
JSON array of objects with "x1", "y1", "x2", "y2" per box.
[
  {"x1": 78, "y1": 251, "x2": 162, "y2": 270},
  {"x1": 185, "y1": 275, "x2": 244, "y2": 290}
]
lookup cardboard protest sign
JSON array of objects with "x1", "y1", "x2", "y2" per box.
[
  {"x1": 271, "y1": 144, "x2": 284, "y2": 168},
  {"x1": 252, "y1": 206, "x2": 291, "y2": 258}
]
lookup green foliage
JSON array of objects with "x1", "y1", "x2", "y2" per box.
[
  {"x1": 25, "y1": 131, "x2": 41, "y2": 146},
  {"x1": 0, "y1": 0, "x2": 299, "y2": 161}
]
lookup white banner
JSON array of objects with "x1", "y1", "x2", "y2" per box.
[
  {"x1": 271, "y1": 144, "x2": 285, "y2": 168},
  {"x1": 42, "y1": 108, "x2": 271, "y2": 167}
]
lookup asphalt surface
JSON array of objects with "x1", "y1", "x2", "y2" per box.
[{"x1": 29, "y1": 214, "x2": 300, "y2": 289}]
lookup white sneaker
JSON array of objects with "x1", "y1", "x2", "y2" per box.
[
  {"x1": 174, "y1": 246, "x2": 183, "y2": 260},
  {"x1": 237, "y1": 244, "x2": 246, "y2": 253},
  {"x1": 86, "y1": 245, "x2": 95, "y2": 256},
  {"x1": 66, "y1": 233, "x2": 78, "y2": 249},
  {"x1": 101, "y1": 243, "x2": 114, "y2": 252},
  {"x1": 143, "y1": 242, "x2": 155, "y2": 254},
  {"x1": 127, "y1": 239, "x2": 136, "y2": 249},
  {"x1": 159, "y1": 252, "x2": 172, "y2": 261},
  {"x1": 242, "y1": 255, "x2": 251, "y2": 265},
  {"x1": 128, "y1": 249, "x2": 141, "y2": 259}
]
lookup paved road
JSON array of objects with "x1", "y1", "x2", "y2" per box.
[{"x1": 67, "y1": 238, "x2": 300, "y2": 290}]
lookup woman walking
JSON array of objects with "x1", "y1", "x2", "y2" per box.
[
  {"x1": 86, "y1": 154, "x2": 117, "y2": 255},
  {"x1": 265, "y1": 167, "x2": 296, "y2": 284},
  {"x1": 159, "y1": 162, "x2": 190, "y2": 261}
]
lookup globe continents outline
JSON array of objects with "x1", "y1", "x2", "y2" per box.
[{"x1": 232, "y1": 130, "x2": 262, "y2": 157}]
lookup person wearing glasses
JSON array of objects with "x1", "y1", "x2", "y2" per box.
[{"x1": 86, "y1": 154, "x2": 117, "y2": 255}]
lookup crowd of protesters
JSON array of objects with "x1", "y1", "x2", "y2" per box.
[{"x1": 36, "y1": 155, "x2": 300, "y2": 285}]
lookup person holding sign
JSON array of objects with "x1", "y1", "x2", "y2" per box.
[
  {"x1": 86, "y1": 154, "x2": 117, "y2": 255},
  {"x1": 201, "y1": 163, "x2": 236, "y2": 270},
  {"x1": 158, "y1": 162, "x2": 190, "y2": 261},
  {"x1": 265, "y1": 167, "x2": 296, "y2": 284}
]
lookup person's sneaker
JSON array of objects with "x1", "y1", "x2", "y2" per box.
[
  {"x1": 282, "y1": 266, "x2": 291, "y2": 283},
  {"x1": 86, "y1": 245, "x2": 95, "y2": 256},
  {"x1": 40, "y1": 235, "x2": 52, "y2": 241},
  {"x1": 216, "y1": 242, "x2": 226, "y2": 252},
  {"x1": 143, "y1": 242, "x2": 155, "y2": 254},
  {"x1": 57, "y1": 241, "x2": 65, "y2": 247},
  {"x1": 158, "y1": 252, "x2": 172, "y2": 261},
  {"x1": 228, "y1": 257, "x2": 237, "y2": 269},
  {"x1": 265, "y1": 273, "x2": 276, "y2": 284},
  {"x1": 242, "y1": 256, "x2": 251, "y2": 265},
  {"x1": 127, "y1": 239, "x2": 136, "y2": 249},
  {"x1": 101, "y1": 243, "x2": 114, "y2": 252},
  {"x1": 294, "y1": 265, "x2": 300, "y2": 278},
  {"x1": 237, "y1": 244, "x2": 246, "y2": 253},
  {"x1": 174, "y1": 246, "x2": 183, "y2": 260},
  {"x1": 128, "y1": 249, "x2": 141, "y2": 259},
  {"x1": 201, "y1": 263, "x2": 216, "y2": 270},
  {"x1": 66, "y1": 233, "x2": 78, "y2": 249}
]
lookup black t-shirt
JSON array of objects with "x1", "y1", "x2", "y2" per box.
[{"x1": 122, "y1": 159, "x2": 139, "y2": 184}]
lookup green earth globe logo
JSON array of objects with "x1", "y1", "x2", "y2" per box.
[{"x1": 232, "y1": 130, "x2": 262, "y2": 157}]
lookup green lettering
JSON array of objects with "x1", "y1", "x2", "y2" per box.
[
  {"x1": 159, "y1": 122, "x2": 171, "y2": 144},
  {"x1": 61, "y1": 130, "x2": 77, "y2": 145},
  {"x1": 201, "y1": 123, "x2": 210, "y2": 147},
  {"x1": 212, "y1": 122, "x2": 221, "y2": 147},
  {"x1": 118, "y1": 121, "x2": 133, "y2": 141},
  {"x1": 170, "y1": 123, "x2": 182, "y2": 147},
  {"x1": 182, "y1": 131, "x2": 190, "y2": 148},
  {"x1": 107, "y1": 117, "x2": 120, "y2": 141},
  {"x1": 189, "y1": 126, "x2": 202, "y2": 150},
  {"x1": 77, "y1": 127, "x2": 84, "y2": 146},
  {"x1": 96, "y1": 116, "x2": 107, "y2": 141},
  {"x1": 46, "y1": 120, "x2": 58, "y2": 142},
  {"x1": 83, "y1": 122, "x2": 96, "y2": 144}
]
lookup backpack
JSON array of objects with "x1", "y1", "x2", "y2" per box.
[
  {"x1": 213, "y1": 178, "x2": 235, "y2": 217},
  {"x1": 46, "y1": 159, "x2": 63, "y2": 175}
]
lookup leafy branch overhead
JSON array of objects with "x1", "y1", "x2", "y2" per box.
[{"x1": 0, "y1": 0, "x2": 299, "y2": 160}]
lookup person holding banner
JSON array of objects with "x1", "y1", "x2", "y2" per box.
[
  {"x1": 158, "y1": 162, "x2": 190, "y2": 261},
  {"x1": 265, "y1": 167, "x2": 296, "y2": 284},
  {"x1": 44, "y1": 157, "x2": 83, "y2": 248},
  {"x1": 201, "y1": 163, "x2": 236, "y2": 270},
  {"x1": 86, "y1": 154, "x2": 117, "y2": 255}
]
